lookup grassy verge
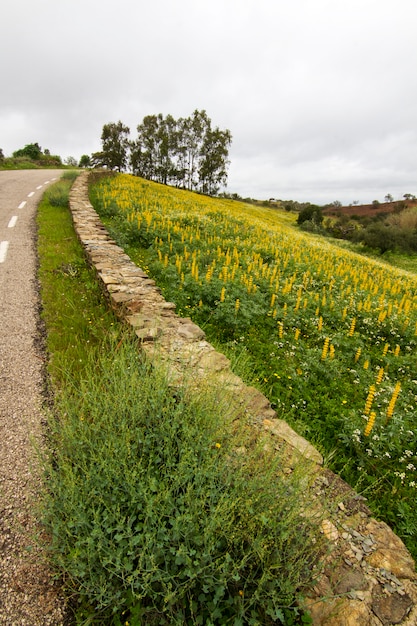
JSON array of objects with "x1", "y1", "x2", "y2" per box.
[
  {"x1": 37, "y1": 178, "x2": 326, "y2": 623},
  {"x1": 0, "y1": 157, "x2": 69, "y2": 170}
]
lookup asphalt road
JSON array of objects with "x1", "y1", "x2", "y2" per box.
[{"x1": 0, "y1": 169, "x2": 66, "y2": 624}]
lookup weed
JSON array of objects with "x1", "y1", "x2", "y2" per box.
[{"x1": 42, "y1": 340, "x2": 325, "y2": 625}]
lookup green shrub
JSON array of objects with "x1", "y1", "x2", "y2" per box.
[{"x1": 42, "y1": 340, "x2": 324, "y2": 625}]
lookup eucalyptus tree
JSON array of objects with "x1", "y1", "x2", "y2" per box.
[
  {"x1": 131, "y1": 115, "x2": 159, "y2": 180},
  {"x1": 130, "y1": 110, "x2": 232, "y2": 195},
  {"x1": 199, "y1": 127, "x2": 232, "y2": 195},
  {"x1": 177, "y1": 109, "x2": 211, "y2": 191},
  {"x1": 98, "y1": 121, "x2": 130, "y2": 171}
]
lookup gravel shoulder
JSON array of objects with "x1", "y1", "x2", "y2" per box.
[{"x1": 0, "y1": 171, "x2": 68, "y2": 625}]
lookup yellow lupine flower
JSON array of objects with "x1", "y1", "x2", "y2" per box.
[
  {"x1": 375, "y1": 367, "x2": 384, "y2": 385},
  {"x1": 364, "y1": 385, "x2": 376, "y2": 416},
  {"x1": 364, "y1": 411, "x2": 376, "y2": 437},
  {"x1": 321, "y1": 337, "x2": 330, "y2": 360},
  {"x1": 386, "y1": 382, "x2": 401, "y2": 422},
  {"x1": 348, "y1": 317, "x2": 356, "y2": 337}
]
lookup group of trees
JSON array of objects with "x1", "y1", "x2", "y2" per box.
[
  {"x1": 91, "y1": 110, "x2": 232, "y2": 196},
  {"x1": 323, "y1": 206, "x2": 417, "y2": 254}
]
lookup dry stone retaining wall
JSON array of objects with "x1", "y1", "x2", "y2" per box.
[{"x1": 69, "y1": 172, "x2": 417, "y2": 625}]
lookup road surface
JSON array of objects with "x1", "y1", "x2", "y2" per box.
[{"x1": 0, "y1": 170, "x2": 67, "y2": 625}]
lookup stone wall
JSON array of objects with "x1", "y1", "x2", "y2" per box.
[{"x1": 69, "y1": 171, "x2": 417, "y2": 625}]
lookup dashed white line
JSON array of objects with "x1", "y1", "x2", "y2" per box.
[
  {"x1": 8, "y1": 216, "x2": 18, "y2": 228},
  {"x1": 0, "y1": 241, "x2": 9, "y2": 263},
  {"x1": 28, "y1": 191, "x2": 35, "y2": 198},
  {"x1": 18, "y1": 201, "x2": 26, "y2": 209},
  {"x1": 44, "y1": 180, "x2": 50, "y2": 184},
  {"x1": 36, "y1": 185, "x2": 43, "y2": 190}
]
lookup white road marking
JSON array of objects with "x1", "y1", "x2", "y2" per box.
[
  {"x1": 28, "y1": 191, "x2": 35, "y2": 198},
  {"x1": 8, "y1": 216, "x2": 18, "y2": 228},
  {"x1": 0, "y1": 241, "x2": 9, "y2": 263},
  {"x1": 36, "y1": 185, "x2": 43, "y2": 190},
  {"x1": 44, "y1": 180, "x2": 50, "y2": 184},
  {"x1": 18, "y1": 201, "x2": 26, "y2": 209}
]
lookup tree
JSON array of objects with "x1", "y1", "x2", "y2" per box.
[
  {"x1": 0, "y1": 148, "x2": 4, "y2": 162},
  {"x1": 90, "y1": 151, "x2": 107, "y2": 168},
  {"x1": 199, "y1": 127, "x2": 232, "y2": 195},
  {"x1": 131, "y1": 114, "x2": 178, "y2": 183},
  {"x1": 297, "y1": 204, "x2": 323, "y2": 226},
  {"x1": 385, "y1": 194, "x2": 394, "y2": 203},
  {"x1": 100, "y1": 121, "x2": 130, "y2": 171},
  {"x1": 65, "y1": 156, "x2": 78, "y2": 167},
  {"x1": 79, "y1": 154, "x2": 91, "y2": 168},
  {"x1": 360, "y1": 222, "x2": 397, "y2": 253},
  {"x1": 13, "y1": 142, "x2": 42, "y2": 160}
]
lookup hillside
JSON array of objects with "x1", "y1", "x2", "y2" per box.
[
  {"x1": 323, "y1": 198, "x2": 417, "y2": 218},
  {"x1": 90, "y1": 173, "x2": 417, "y2": 561}
]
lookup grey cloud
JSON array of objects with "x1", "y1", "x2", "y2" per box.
[{"x1": 1, "y1": 0, "x2": 417, "y2": 204}]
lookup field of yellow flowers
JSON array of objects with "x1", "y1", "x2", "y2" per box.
[{"x1": 91, "y1": 174, "x2": 417, "y2": 557}]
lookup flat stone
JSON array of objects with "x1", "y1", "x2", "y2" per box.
[
  {"x1": 334, "y1": 565, "x2": 368, "y2": 594},
  {"x1": 305, "y1": 597, "x2": 373, "y2": 626},
  {"x1": 135, "y1": 327, "x2": 162, "y2": 341},
  {"x1": 372, "y1": 583, "x2": 412, "y2": 625},
  {"x1": 365, "y1": 520, "x2": 416, "y2": 580},
  {"x1": 176, "y1": 322, "x2": 206, "y2": 340},
  {"x1": 263, "y1": 418, "x2": 323, "y2": 465},
  {"x1": 111, "y1": 292, "x2": 137, "y2": 304},
  {"x1": 125, "y1": 314, "x2": 155, "y2": 328},
  {"x1": 99, "y1": 273, "x2": 119, "y2": 285},
  {"x1": 321, "y1": 519, "x2": 339, "y2": 542},
  {"x1": 198, "y1": 350, "x2": 230, "y2": 372}
]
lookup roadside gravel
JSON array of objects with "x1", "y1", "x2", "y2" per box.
[{"x1": 0, "y1": 171, "x2": 68, "y2": 625}]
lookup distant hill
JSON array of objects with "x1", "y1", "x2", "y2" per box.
[{"x1": 323, "y1": 198, "x2": 417, "y2": 218}]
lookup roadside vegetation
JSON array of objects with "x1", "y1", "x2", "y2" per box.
[
  {"x1": 90, "y1": 173, "x2": 417, "y2": 561},
  {"x1": 0, "y1": 142, "x2": 83, "y2": 169},
  {"x1": 37, "y1": 176, "x2": 325, "y2": 623}
]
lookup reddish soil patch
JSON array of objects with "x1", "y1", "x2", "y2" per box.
[{"x1": 323, "y1": 199, "x2": 417, "y2": 218}]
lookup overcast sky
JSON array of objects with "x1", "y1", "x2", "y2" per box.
[{"x1": 1, "y1": 0, "x2": 416, "y2": 205}]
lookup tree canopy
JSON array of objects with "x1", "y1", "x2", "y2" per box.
[
  {"x1": 13, "y1": 142, "x2": 43, "y2": 160},
  {"x1": 95, "y1": 111, "x2": 232, "y2": 196}
]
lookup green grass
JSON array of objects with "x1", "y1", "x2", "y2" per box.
[
  {"x1": 331, "y1": 238, "x2": 417, "y2": 274},
  {"x1": 37, "y1": 174, "x2": 119, "y2": 385},
  {"x1": 37, "y1": 178, "x2": 326, "y2": 623}
]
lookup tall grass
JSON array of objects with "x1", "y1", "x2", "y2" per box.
[{"x1": 42, "y1": 340, "x2": 325, "y2": 625}]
